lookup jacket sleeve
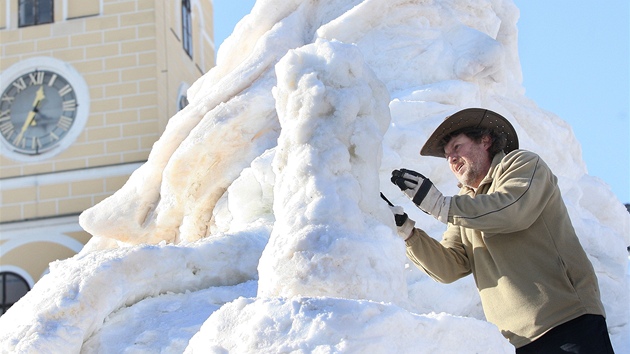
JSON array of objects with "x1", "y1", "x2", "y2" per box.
[
  {"x1": 448, "y1": 150, "x2": 557, "y2": 234},
  {"x1": 405, "y1": 224, "x2": 471, "y2": 283}
]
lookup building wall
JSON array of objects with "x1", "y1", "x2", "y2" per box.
[{"x1": 0, "y1": 0, "x2": 214, "y2": 305}]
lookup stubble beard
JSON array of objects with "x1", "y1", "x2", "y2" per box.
[{"x1": 456, "y1": 153, "x2": 489, "y2": 189}]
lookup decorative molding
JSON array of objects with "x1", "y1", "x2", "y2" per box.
[
  {"x1": 0, "y1": 161, "x2": 143, "y2": 190},
  {"x1": 0, "y1": 265, "x2": 35, "y2": 288}
]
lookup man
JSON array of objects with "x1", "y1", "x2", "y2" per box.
[{"x1": 388, "y1": 108, "x2": 614, "y2": 353}]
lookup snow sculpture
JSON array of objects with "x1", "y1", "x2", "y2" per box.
[
  {"x1": 1, "y1": 0, "x2": 628, "y2": 352},
  {"x1": 257, "y1": 39, "x2": 407, "y2": 303}
]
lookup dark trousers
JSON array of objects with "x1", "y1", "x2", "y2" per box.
[{"x1": 516, "y1": 314, "x2": 615, "y2": 354}]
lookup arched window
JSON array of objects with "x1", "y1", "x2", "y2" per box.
[
  {"x1": 182, "y1": 0, "x2": 193, "y2": 58},
  {"x1": 1, "y1": 272, "x2": 31, "y2": 315},
  {"x1": 19, "y1": 0, "x2": 54, "y2": 27},
  {"x1": 178, "y1": 94, "x2": 189, "y2": 111}
]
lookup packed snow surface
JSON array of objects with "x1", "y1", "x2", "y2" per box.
[{"x1": 1, "y1": 0, "x2": 628, "y2": 353}]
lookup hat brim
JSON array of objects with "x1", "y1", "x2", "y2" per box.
[{"x1": 420, "y1": 108, "x2": 519, "y2": 158}]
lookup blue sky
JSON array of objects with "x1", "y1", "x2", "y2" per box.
[
  {"x1": 516, "y1": 1, "x2": 629, "y2": 204},
  {"x1": 213, "y1": 1, "x2": 629, "y2": 203}
]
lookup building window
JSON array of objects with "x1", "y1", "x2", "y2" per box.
[
  {"x1": 182, "y1": 0, "x2": 192, "y2": 58},
  {"x1": 1, "y1": 272, "x2": 31, "y2": 315},
  {"x1": 19, "y1": 0, "x2": 54, "y2": 27},
  {"x1": 178, "y1": 95, "x2": 189, "y2": 111}
]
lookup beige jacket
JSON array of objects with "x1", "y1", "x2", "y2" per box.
[{"x1": 405, "y1": 150, "x2": 605, "y2": 348}]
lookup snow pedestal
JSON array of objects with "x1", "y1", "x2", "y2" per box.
[{"x1": 185, "y1": 297, "x2": 514, "y2": 353}]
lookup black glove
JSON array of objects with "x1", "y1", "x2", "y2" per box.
[
  {"x1": 390, "y1": 169, "x2": 450, "y2": 224},
  {"x1": 381, "y1": 193, "x2": 415, "y2": 239}
]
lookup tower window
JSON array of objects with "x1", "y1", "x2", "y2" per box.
[
  {"x1": 1, "y1": 272, "x2": 31, "y2": 315},
  {"x1": 19, "y1": 0, "x2": 54, "y2": 27},
  {"x1": 182, "y1": 0, "x2": 192, "y2": 58},
  {"x1": 178, "y1": 94, "x2": 189, "y2": 111}
]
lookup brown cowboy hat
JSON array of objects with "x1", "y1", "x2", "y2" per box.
[{"x1": 420, "y1": 108, "x2": 519, "y2": 158}]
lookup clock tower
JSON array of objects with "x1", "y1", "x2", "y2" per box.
[{"x1": 0, "y1": 0, "x2": 215, "y2": 314}]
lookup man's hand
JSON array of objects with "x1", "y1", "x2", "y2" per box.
[
  {"x1": 390, "y1": 169, "x2": 451, "y2": 224},
  {"x1": 380, "y1": 193, "x2": 415, "y2": 240}
]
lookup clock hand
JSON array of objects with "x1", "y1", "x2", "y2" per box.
[
  {"x1": 34, "y1": 111, "x2": 54, "y2": 121},
  {"x1": 14, "y1": 111, "x2": 37, "y2": 145},
  {"x1": 35, "y1": 84, "x2": 46, "y2": 101},
  {"x1": 19, "y1": 86, "x2": 45, "y2": 131},
  {"x1": 14, "y1": 86, "x2": 46, "y2": 145}
]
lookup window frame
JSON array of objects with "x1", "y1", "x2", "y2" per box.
[
  {"x1": 18, "y1": 0, "x2": 54, "y2": 28},
  {"x1": 182, "y1": 0, "x2": 193, "y2": 58},
  {"x1": 0, "y1": 271, "x2": 31, "y2": 315}
]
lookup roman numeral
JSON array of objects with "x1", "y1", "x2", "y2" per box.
[
  {"x1": 58, "y1": 84, "x2": 73, "y2": 96},
  {"x1": 62, "y1": 99, "x2": 77, "y2": 111},
  {"x1": 57, "y1": 116, "x2": 73, "y2": 131},
  {"x1": 0, "y1": 111, "x2": 14, "y2": 137},
  {"x1": 1, "y1": 94, "x2": 15, "y2": 104},
  {"x1": 0, "y1": 120, "x2": 14, "y2": 137},
  {"x1": 32, "y1": 136, "x2": 42, "y2": 150},
  {"x1": 12, "y1": 134, "x2": 25, "y2": 147},
  {"x1": 28, "y1": 72, "x2": 44, "y2": 85},
  {"x1": 12, "y1": 78, "x2": 27, "y2": 92},
  {"x1": 48, "y1": 74, "x2": 58, "y2": 87}
]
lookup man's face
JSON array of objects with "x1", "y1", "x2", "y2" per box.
[{"x1": 443, "y1": 133, "x2": 492, "y2": 188}]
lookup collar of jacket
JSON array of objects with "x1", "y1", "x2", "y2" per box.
[{"x1": 458, "y1": 151, "x2": 506, "y2": 195}]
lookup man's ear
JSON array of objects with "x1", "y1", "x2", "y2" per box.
[{"x1": 482, "y1": 135, "x2": 492, "y2": 150}]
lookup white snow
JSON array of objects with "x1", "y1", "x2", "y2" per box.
[{"x1": 1, "y1": 0, "x2": 628, "y2": 353}]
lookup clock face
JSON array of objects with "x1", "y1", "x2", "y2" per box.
[{"x1": 0, "y1": 69, "x2": 78, "y2": 155}]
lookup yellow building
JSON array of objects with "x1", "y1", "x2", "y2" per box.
[{"x1": 0, "y1": 0, "x2": 214, "y2": 314}]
